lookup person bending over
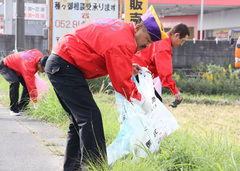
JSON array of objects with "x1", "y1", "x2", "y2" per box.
[
  {"x1": 45, "y1": 5, "x2": 168, "y2": 171},
  {"x1": 133, "y1": 23, "x2": 190, "y2": 102},
  {"x1": 0, "y1": 49, "x2": 48, "y2": 116}
]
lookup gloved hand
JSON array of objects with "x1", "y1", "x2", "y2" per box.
[{"x1": 141, "y1": 97, "x2": 152, "y2": 114}]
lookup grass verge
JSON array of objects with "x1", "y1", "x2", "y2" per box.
[{"x1": 0, "y1": 75, "x2": 239, "y2": 170}]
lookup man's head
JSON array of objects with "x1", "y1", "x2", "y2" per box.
[
  {"x1": 134, "y1": 5, "x2": 168, "y2": 51},
  {"x1": 134, "y1": 18, "x2": 153, "y2": 51},
  {"x1": 37, "y1": 56, "x2": 48, "y2": 73},
  {"x1": 169, "y1": 23, "x2": 190, "y2": 47}
]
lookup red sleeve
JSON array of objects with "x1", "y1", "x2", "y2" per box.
[
  {"x1": 154, "y1": 50, "x2": 179, "y2": 95},
  {"x1": 22, "y1": 70, "x2": 38, "y2": 103},
  {"x1": 20, "y1": 58, "x2": 38, "y2": 103},
  {"x1": 105, "y1": 46, "x2": 142, "y2": 102}
]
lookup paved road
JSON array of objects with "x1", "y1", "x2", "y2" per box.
[{"x1": 0, "y1": 104, "x2": 66, "y2": 171}]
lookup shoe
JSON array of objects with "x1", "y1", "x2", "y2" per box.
[
  {"x1": 18, "y1": 106, "x2": 29, "y2": 113},
  {"x1": 10, "y1": 111, "x2": 21, "y2": 116},
  {"x1": 19, "y1": 111, "x2": 26, "y2": 115}
]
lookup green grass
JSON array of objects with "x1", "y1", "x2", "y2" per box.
[
  {"x1": 162, "y1": 91, "x2": 240, "y2": 106},
  {"x1": 0, "y1": 75, "x2": 10, "y2": 106},
  {"x1": 29, "y1": 87, "x2": 69, "y2": 127},
  {"x1": 0, "y1": 75, "x2": 240, "y2": 170}
]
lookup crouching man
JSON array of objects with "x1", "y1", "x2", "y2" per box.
[{"x1": 0, "y1": 49, "x2": 48, "y2": 116}]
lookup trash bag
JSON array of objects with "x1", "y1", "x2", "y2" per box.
[{"x1": 107, "y1": 68, "x2": 180, "y2": 166}]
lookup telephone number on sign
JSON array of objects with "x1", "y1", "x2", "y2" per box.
[{"x1": 54, "y1": 20, "x2": 85, "y2": 28}]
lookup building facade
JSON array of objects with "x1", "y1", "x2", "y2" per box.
[{"x1": 145, "y1": 0, "x2": 240, "y2": 40}]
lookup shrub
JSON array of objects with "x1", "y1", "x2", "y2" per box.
[
  {"x1": 163, "y1": 64, "x2": 240, "y2": 95},
  {"x1": 87, "y1": 75, "x2": 114, "y2": 94}
]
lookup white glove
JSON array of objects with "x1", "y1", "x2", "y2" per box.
[{"x1": 141, "y1": 97, "x2": 152, "y2": 114}]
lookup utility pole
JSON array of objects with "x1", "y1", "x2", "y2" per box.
[
  {"x1": 48, "y1": 0, "x2": 53, "y2": 54},
  {"x1": 4, "y1": 0, "x2": 13, "y2": 34},
  {"x1": 200, "y1": 0, "x2": 204, "y2": 40},
  {"x1": 15, "y1": 0, "x2": 25, "y2": 52}
]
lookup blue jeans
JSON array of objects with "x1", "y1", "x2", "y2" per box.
[{"x1": 0, "y1": 60, "x2": 30, "y2": 112}]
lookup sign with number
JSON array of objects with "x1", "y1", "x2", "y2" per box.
[
  {"x1": 125, "y1": 0, "x2": 148, "y2": 23},
  {"x1": 51, "y1": 0, "x2": 119, "y2": 47},
  {"x1": 13, "y1": 3, "x2": 46, "y2": 20}
]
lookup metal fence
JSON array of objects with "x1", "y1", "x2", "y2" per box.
[
  {"x1": 172, "y1": 40, "x2": 235, "y2": 68},
  {"x1": 0, "y1": 36, "x2": 236, "y2": 68},
  {"x1": 0, "y1": 35, "x2": 48, "y2": 58}
]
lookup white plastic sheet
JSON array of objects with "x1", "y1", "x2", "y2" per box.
[{"x1": 107, "y1": 68, "x2": 180, "y2": 166}]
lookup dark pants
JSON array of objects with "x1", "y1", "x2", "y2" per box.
[
  {"x1": 45, "y1": 54, "x2": 107, "y2": 171},
  {"x1": 0, "y1": 60, "x2": 30, "y2": 112}
]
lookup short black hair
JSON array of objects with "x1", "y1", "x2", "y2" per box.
[
  {"x1": 39, "y1": 56, "x2": 48, "y2": 67},
  {"x1": 169, "y1": 23, "x2": 190, "y2": 39}
]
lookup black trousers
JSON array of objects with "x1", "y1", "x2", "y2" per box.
[
  {"x1": 45, "y1": 54, "x2": 106, "y2": 171},
  {"x1": 0, "y1": 60, "x2": 30, "y2": 112}
]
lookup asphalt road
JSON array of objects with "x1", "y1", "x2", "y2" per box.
[{"x1": 0, "y1": 104, "x2": 66, "y2": 171}]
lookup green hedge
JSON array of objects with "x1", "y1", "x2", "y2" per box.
[
  {"x1": 86, "y1": 64, "x2": 240, "y2": 96},
  {"x1": 87, "y1": 75, "x2": 114, "y2": 94},
  {"x1": 163, "y1": 64, "x2": 240, "y2": 95}
]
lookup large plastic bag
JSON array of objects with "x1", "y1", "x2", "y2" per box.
[{"x1": 107, "y1": 68, "x2": 180, "y2": 166}]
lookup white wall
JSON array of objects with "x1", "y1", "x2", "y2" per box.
[{"x1": 198, "y1": 8, "x2": 240, "y2": 30}]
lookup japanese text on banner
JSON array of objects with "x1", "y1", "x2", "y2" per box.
[
  {"x1": 125, "y1": 0, "x2": 148, "y2": 23},
  {"x1": 52, "y1": 0, "x2": 119, "y2": 45}
]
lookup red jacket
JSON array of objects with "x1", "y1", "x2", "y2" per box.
[
  {"x1": 133, "y1": 32, "x2": 179, "y2": 95},
  {"x1": 4, "y1": 49, "x2": 43, "y2": 102},
  {"x1": 53, "y1": 18, "x2": 141, "y2": 101}
]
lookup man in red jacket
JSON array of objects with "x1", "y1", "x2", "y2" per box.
[
  {"x1": 45, "y1": 5, "x2": 168, "y2": 170},
  {"x1": 133, "y1": 23, "x2": 190, "y2": 102},
  {"x1": 0, "y1": 49, "x2": 48, "y2": 116}
]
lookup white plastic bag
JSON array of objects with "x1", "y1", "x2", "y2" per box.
[{"x1": 107, "y1": 68, "x2": 180, "y2": 166}]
